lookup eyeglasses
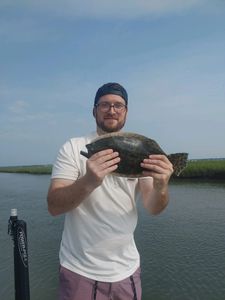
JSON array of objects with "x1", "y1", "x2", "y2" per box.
[{"x1": 95, "y1": 102, "x2": 127, "y2": 113}]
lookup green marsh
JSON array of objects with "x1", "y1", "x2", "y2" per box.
[{"x1": 0, "y1": 159, "x2": 225, "y2": 179}]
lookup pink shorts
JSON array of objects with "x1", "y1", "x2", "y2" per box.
[{"x1": 59, "y1": 265, "x2": 142, "y2": 300}]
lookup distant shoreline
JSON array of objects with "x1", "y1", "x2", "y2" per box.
[
  {"x1": 178, "y1": 158, "x2": 225, "y2": 180},
  {"x1": 0, "y1": 164, "x2": 52, "y2": 175},
  {"x1": 0, "y1": 159, "x2": 225, "y2": 179}
]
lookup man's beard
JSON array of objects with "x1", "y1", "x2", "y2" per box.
[{"x1": 96, "y1": 117, "x2": 126, "y2": 133}]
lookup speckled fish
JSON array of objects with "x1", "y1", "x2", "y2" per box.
[{"x1": 80, "y1": 132, "x2": 188, "y2": 177}]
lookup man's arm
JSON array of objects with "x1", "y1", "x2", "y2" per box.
[
  {"x1": 47, "y1": 149, "x2": 120, "y2": 216},
  {"x1": 47, "y1": 177, "x2": 94, "y2": 216},
  {"x1": 138, "y1": 154, "x2": 173, "y2": 215}
]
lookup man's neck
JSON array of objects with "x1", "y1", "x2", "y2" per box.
[{"x1": 96, "y1": 127, "x2": 120, "y2": 136}]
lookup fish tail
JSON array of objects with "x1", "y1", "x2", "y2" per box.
[{"x1": 167, "y1": 153, "x2": 188, "y2": 176}]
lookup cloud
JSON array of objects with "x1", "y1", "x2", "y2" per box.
[
  {"x1": 47, "y1": 0, "x2": 204, "y2": 18},
  {"x1": 1, "y1": 0, "x2": 214, "y2": 19},
  {"x1": 0, "y1": 17, "x2": 61, "y2": 43},
  {"x1": 9, "y1": 100, "x2": 28, "y2": 114}
]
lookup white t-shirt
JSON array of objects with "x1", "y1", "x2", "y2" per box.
[{"x1": 51, "y1": 132, "x2": 140, "y2": 282}]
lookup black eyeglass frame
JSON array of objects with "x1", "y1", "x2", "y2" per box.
[{"x1": 95, "y1": 102, "x2": 127, "y2": 113}]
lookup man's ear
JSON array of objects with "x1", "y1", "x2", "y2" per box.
[{"x1": 93, "y1": 107, "x2": 96, "y2": 118}]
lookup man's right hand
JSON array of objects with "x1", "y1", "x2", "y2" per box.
[
  {"x1": 85, "y1": 149, "x2": 120, "y2": 188},
  {"x1": 47, "y1": 149, "x2": 120, "y2": 216}
]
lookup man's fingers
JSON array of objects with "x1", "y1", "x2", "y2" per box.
[
  {"x1": 90, "y1": 149, "x2": 119, "y2": 163},
  {"x1": 87, "y1": 149, "x2": 121, "y2": 181},
  {"x1": 100, "y1": 164, "x2": 119, "y2": 177},
  {"x1": 102, "y1": 156, "x2": 120, "y2": 170},
  {"x1": 141, "y1": 155, "x2": 173, "y2": 173}
]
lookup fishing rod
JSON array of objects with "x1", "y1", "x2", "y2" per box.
[{"x1": 8, "y1": 208, "x2": 30, "y2": 300}]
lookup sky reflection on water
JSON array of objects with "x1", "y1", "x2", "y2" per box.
[{"x1": 1, "y1": 174, "x2": 225, "y2": 300}]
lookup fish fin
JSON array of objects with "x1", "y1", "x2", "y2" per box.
[
  {"x1": 168, "y1": 153, "x2": 188, "y2": 176},
  {"x1": 80, "y1": 150, "x2": 90, "y2": 159}
]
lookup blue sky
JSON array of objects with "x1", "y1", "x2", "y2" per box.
[{"x1": 1, "y1": 0, "x2": 225, "y2": 166}]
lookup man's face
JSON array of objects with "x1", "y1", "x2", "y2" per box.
[{"x1": 93, "y1": 94, "x2": 128, "y2": 134}]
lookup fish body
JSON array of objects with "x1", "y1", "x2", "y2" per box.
[{"x1": 80, "y1": 132, "x2": 188, "y2": 177}]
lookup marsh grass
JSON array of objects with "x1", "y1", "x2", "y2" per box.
[
  {"x1": 0, "y1": 159, "x2": 225, "y2": 179},
  {"x1": 0, "y1": 164, "x2": 52, "y2": 175},
  {"x1": 178, "y1": 158, "x2": 225, "y2": 179}
]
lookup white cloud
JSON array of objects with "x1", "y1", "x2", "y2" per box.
[
  {"x1": 9, "y1": 100, "x2": 28, "y2": 114},
  {"x1": 1, "y1": 0, "x2": 214, "y2": 19},
  {"x1": 48, "y1": 0, "x2": 203, "y2": 18},
  {"x1": 0, "y1": 17, "x2": 61, "y2": 43}
]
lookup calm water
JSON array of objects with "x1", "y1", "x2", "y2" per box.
[{"x1": 0, "y1": 173, "x2": 225, "y2": 300}]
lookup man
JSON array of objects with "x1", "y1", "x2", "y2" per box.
[{"x1": 47, "y1": 82, "x2": 173, "y2": 300}]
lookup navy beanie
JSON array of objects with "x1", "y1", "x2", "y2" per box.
[{"x1": 94, "y1": 82, "x2": 128, "y2": 106}]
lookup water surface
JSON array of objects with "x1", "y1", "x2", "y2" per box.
[{"x1": 0, "y1": 174, "x2": 225, "y2": 300}]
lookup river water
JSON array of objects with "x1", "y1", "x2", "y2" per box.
[{"x1": 0, "y1": 173, "x2": 225, "y2": 300}]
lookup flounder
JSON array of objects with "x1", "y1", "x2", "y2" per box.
[{"x1": 80, "y1": 132, "x2": 188, "y2": 177}]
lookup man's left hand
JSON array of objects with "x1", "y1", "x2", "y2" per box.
[{"x1": 140, "y1": 154, "x2": 174, "y2": 192}]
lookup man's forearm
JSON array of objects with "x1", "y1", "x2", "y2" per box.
[
  {"x1": 139, "y1": 177, "x2": 169, "y2": 215},
  {"x1": 145, "y1": 187, "x2": 169, "y2": 215},
  {"x1": 47, "y1": 176, "x2": 96, "y2": 216}
]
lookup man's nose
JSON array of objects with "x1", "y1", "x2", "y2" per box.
[{"x1": 108, "y1": 105, "x2": 117, "y2": 113}]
